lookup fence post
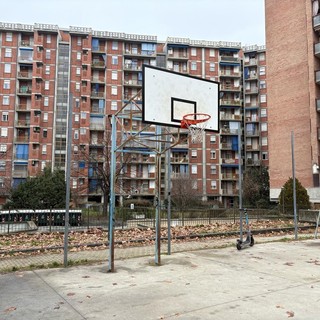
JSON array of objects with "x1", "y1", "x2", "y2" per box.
[{"x1": 7, "y1": 207, "x2": 10, "y2": 234}]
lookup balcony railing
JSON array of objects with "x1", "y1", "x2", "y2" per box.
[
  {"x1": 220, "y1": 99, "x2": 242, "y2": 106},
  {"x1": 15, "y1": 120, "x2": 30, "y2": 127},
  {"x1": 313, "y1": 15, "x2": 320, "y2": 31},
  {"x1": 317, "y1": 99, "x2": 320, "y2": 112},
  {"x1": 124, "y1": 79, "x2": 142, "y2": 86},
  {"x1": 316, "y1": 70, "x2": 320, "y2": 84},
  {"x1": 18, "y1": 72, "x2": 32, "y2": 78},
  {"x1": 315, "y1": 43, "x2": 320, "y2": 57},
  {"x1": 90, "y1": 91, "x2": 105, "y2": 98},
  {"x1": 16, "y1": 104, "x2": 31, "y2": 111},
  {"x1": 18, "y1": 87, "x2": 32, "y2": 94},
  {"x1": 91, "y1": 61, "x2": 105, "y2": 68}
]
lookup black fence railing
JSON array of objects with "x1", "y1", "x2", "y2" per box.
[{"x1": 0, "y1": 207, "x2": 292, "y2": 234}]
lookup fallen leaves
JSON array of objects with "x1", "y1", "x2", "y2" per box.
[
  {"x1": 4, "y1": 306, "x2": 16, "y2": 312},
  {"x1": 0, "y1": 220, "x2": 314, "y2": 258}
]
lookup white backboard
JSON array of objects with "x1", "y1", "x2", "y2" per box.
[{"x1": 142, "y1": 65, "x2": 219, "y2": 131}]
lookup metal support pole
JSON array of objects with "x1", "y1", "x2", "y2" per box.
[
  {"x1": 63, "y1": 94, "x2": 73, "y2": 267},
  {"x1": 108, "y1": 115, "x2": 117, "y2": 272},
  {"x1": 291, "y1": 131, "x2": 298, "y2": 240},
  {"x1": 166, "y1": 141, "x2": 171, "y2": 255},
  {"x1": 238, "y1": 124, "x2": 243, "y2": 241},
  {"x1": 155, "y1": 126, "x2": 161, "y2": 265}
]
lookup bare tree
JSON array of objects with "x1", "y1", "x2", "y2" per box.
[
  {"x1": 71, "y1": 128, "x2": 131, "y2": 213},
  {"x1": 171, "y1": 173, "x2": 201, "y2": 209}
]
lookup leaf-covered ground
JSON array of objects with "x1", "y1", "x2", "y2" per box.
[{"x1": 0, "y1": 219, "x2": 314, "y2": 258}]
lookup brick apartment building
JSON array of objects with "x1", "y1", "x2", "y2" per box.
[
  {"x1": 265, "y1": 0, "x2": 320, "y2": 205},
  {"x1": 0, "y1": 21, "x2": 268, "y2": 209}
]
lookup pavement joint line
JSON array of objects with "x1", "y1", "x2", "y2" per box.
[{"x1": 33, "y1": 270, "x2": 87, "y2": 320}]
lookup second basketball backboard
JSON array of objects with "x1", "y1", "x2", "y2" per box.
[{"x1": 142, "y1": 65, "x2": 219, "y2": 131}]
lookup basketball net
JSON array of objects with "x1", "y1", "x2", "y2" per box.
[{"x1": 181, "y1": 113, "x2": 211, "y2": 143}]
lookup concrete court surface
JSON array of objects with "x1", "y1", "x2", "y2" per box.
[{"x1": 1, "y1": 239, "x2": 320, "y2": 320}]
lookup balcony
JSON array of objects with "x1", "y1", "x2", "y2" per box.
[
  {"x1": 317, "y1": 99, "x2": 320, "y2": 112},
  {"x1": 219, "y1": 55, "x2": 240, "y2": 64},
  {"x1": 15, "y1": 120, "x2": 30, "y2": 127},
  {"x1": 123, "y1": 79, "x2": 142, "y2": 87},
  {"x1": 220, "y1": 70, "x2": 240, "y2": 78},
  {"x1": 220, "y1": 114, "x2": 242, "y2": 121},
  {"x1": 12, "y1": 169, "x2": 28, "y2": 178},
  {"x1": 92, "y1": 46, "x2": 105, "y2": 53},
  {"x1": 17, "y1": 86, "x2": 32, "y2": 95},
  {"x1": 314, "y1": 15, "x2": 320, "y2": 32},
  {"x1": 167, "y1": 51, "x2": 189, "y2": 60},
  {"x1": 220, "y1": 85, "x2": 241, "y2": 92},
  {"x1": 91, "y1": 77, "x2": 105, "y2": 84},
  {"x1": 16, "y1": 104, "x2": 31, "y2": 112},
  {"x1": 221, "y1": 188, "x2": 239, "y2": 196},
  {"x1": 90, "y1": 91, "x2": 105, "y2": 99},
  {"x1": 91, "y1": 61, "x2": 105, "y2": 69},
  {"x1": 244, "y1": 58, "x2": 257, "y2": 66},
  {"x1": 220, "y1": 99, "x2": 242, "y2": 107},
  {"x1": 220, "y1": 142, "x2": 233, "y2": 150},
  {"x1": 245, "y1": 130, "x2": 260, "y2": 137},
  {"x1": 221, "y1": 173, "x2": 238, "y2": 180},
  {"x1": 246, "y1": 159, "x2": 261, "y2": 166},
  {"x1": 245, "y1": 88, "x2": 259, "y2": 95},
  {"x1": 19, "y1": 40, "x2": 34, "y2": 47},
  {"x1": 316, "y1": 71, "x2": 320, "y2": 84},
  {"x1": 221, "y1": 128, "x2": 239, "y2": 135},
  {"x1": 15, "y1": 136, "x2": 29, "y2": 143},
  {"x1": 18, "y1": 72, "x2": 32, "y2": 79},
  {"x1": 124, "y1": 63, "x2": 142, "y2": 71},
  {"x1": 315, "y1": 43, "x2": 320, "y2": 58}
]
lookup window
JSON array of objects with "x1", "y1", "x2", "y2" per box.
[
  {"x1": 2, "y1": 112, "x2": 8, "y2": 121},
  {"x1": 191, "y1": 165, "x2": 197, "y2": 174},
  {"x1": 260, "y1": 108, "x2": 267, "y2": 117},
  {"x1": 77, "y1": 37, "x2": 82, "y2": 46},
  {"x1": 191, "y1": 61, "x2": 197, "y2": 71},
  {"x1": 112, "y1": 41, "x2": 118, "y2": 50},
  {"x1": 259, "y1": 80, "x2": 266, "y2": 89},
  {"x1": 74, "y1": 145, "x2": 78, "y2": 154},
  {"x1": 4, "y1": 64, "x2": 11, "y2": 73},
  {"x1": 209, "y1": 49, "x2": 215, "y2": 57},
  {"x1": 46, "y1": 34, "x2": 51, "y2": 43},
  {"x1": 0, "y1": 161, "x2": 5, "y2": 171},
  {"x1": 75, "y1": 114, "x2": 79, "y2": 122},
  {"x1": 210, "y1": 150, "x2": 216, "y2": 159},
  {"x1": 44, "y1": 81, "x2": 49, "y2": 90},
  {"x1": 259, "y1": 66, "x2": 266, "y2": 75},
  {"x1": 0, "y1": 144, "x2": 7, "y2": 152},
  {"x1": 81, "y1": 112, "x2": 86, "y2": 119},
  {"x1": 43, "y1": 129, "x2": 48, "y2": 138},
  {"x1": 259, "y1": 52, "x2": 265, "y2": 61},
  {"x1": 111, "y1": 86, "x2": 117, "y2": 95},
  {"x1": 76, "y1": 67, "x2": 81, "y2": 75},
  {"x1": 6, "y1": 32, "x2": 12, "y2": 42},
  {"x1": 191, "y1": 149, "x2": 197, "y2": 158},
  {"x1": 75, "y1": 82, "x2": 80, "y2": 91},
  {"x1": 111, "y1": 101, "x2": 117, "y2": 110},
  {"x1": 74, "y1": 130, "x2": 79, "y2": 139},
  {"x1": 191, "y1": 48, "x2": 197, "y2": 56},
  {"x1": 192, "y1": 180, "x2": 197, "y2": 189},
  {"x1": 45, "y1": 66, "x2": 50, "y2": 75},
  {"x1": 41, "y1": 161, "x2": 46, "y2": 171},
  {"x1": 42, "y1": 145, "x2": 47, "y2": 154},
  {"x1": 209, "y1": 63, "x2": 215, "y2": 72},
  {"x1": 262, "y1": 152, "x2": 268, "y2": 160},
  {"x1": 210, "y1": 135, "x2": 216, "y2": 143},
  {"x1": 262, "y1": 136, "x2": 268, "y2": 146},
  {"x1": 3, "y1": 80, "x2": 10, "y2": 89},
  {"x1": 44, "y1": 96, "x2": 49, "y2": 107},
  {"x1": 77, "y1": 52, "x2": 81, "y2": 60},
  {"x1": 80, "y1": 128, "x2": 86, "y2": 135},
  {"x1": 45, "y1": 49, "x2": 51, "y2": 59},
  {"x1": 210, "y1": 180, "x2": 217, "y2": 190},
  {"x1": 261, "y1": 122, "x2": 267, "y2": 132},
  {"x1": 0, "y1": 178, "x2": 4, "y2": 188},
  {"x1": 112, "y1": 70, "x2": 118, "y2": 80},
  {"x1": 43, "y1": 112, "x2": 48, "y2": 122},
  {"x1": 72, "y1": 179, "x2": 77, "y2": 189},
  {"x1": 3, "y1": 96, "x2": 9, "y2": 105},
  {"x1": 75, "y1": 98, "x2": 80, "y2": 108},
  {"x1": 1, "y1": 128, "x2": 8, "y2": 137},
  {"x1": 210, "y1": 165, "x2": 217, "y2": 175},
  {"x1": 5, "y1": 48, "x2": 12, "y2": 58},
  {"x1": 112, "y1": 56, "x2": 118, "y2": 65},
  {"x1": 260, "y1": 94, "x2": 267, "y2": 103}
]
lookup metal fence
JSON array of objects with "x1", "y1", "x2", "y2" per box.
[{"x1": 0, "y1": 207, "x2": 290, "y2": 235}]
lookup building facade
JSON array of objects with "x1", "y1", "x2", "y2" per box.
[
  {"x1": 0, "y1": 21, "x2": 267, "y2": 209},
  {"x1": 265, "y1": 0, "x2": 320, "y2": 205}
]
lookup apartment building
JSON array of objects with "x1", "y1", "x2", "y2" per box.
[
  {"x1": 265, "y1": 0, "x2": 320, "y2": 205},
  {"x1": 0, "y1": 21, "x2": 267, "y2": 209}
]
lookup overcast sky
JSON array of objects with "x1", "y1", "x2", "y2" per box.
[{"x1": 1, "y1": 0, "x2": 265, "y2": 45}]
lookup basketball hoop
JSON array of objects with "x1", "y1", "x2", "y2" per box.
[{"x1": 181, "y1": 113, "x2": 211, "y2": 143}]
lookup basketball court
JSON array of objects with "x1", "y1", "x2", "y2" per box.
[{"x1": 1, "y1": 239, "x2": 320, "y2": 319}]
